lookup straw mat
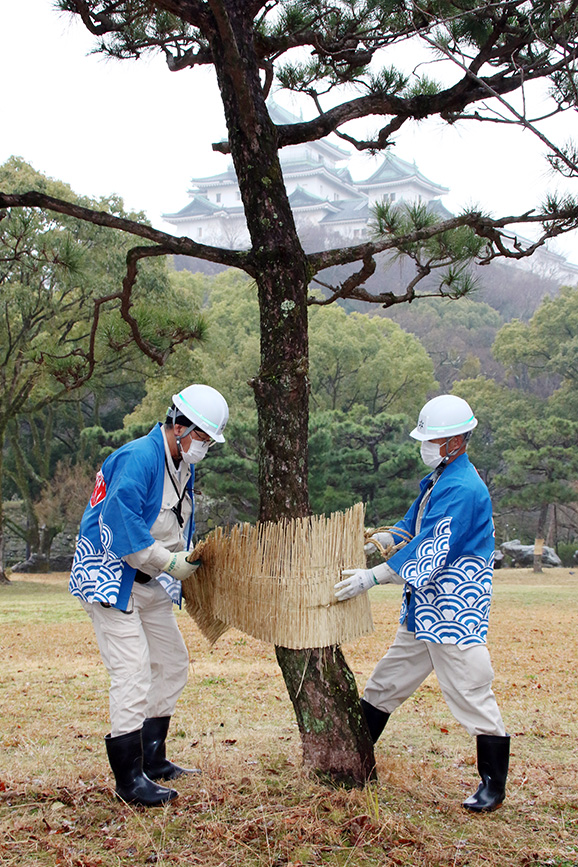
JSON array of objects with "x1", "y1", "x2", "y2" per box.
[{"x1": 181, "y1": 502, "x2": 373, "y2": 649}]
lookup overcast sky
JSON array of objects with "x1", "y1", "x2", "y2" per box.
[{"x1": 2, "y1": 0, "x2": 578, "y2": 260}]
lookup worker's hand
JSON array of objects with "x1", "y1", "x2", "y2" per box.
[
  {"x1": 163, "y1": 551, "x2": 200, "y2": 581},
  {"x1": 364, "y1": 531, "x2": 394, "y2": 555},
  {"x1": 334, "y1": 568, "x2": 378, "y2": 602}
]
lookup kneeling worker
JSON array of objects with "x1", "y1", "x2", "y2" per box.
[
  {"x1": 335, "y1": 395, "x2": 509, "y2": 813},
  {"x1": 70, "y1": 384, "x2": 229, "y2": 806}
]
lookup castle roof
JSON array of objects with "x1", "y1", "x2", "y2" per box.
[
  {"x1": 288, "y1": 186, "x2": 340, "y2": 211},
  {"x1": 164, "y1": 195, "x2": 244, "y2": 221},
  {"x1": 358, "y1": 152, "x2": 449, "y2": 195}
]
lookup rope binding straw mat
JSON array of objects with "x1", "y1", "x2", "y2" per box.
[
  {"x1": 181, "y1": 503, "x2": 412, "y2": 650},
  {"x1": 364, "y1": 526, "x2": 413, "y2": 558}
]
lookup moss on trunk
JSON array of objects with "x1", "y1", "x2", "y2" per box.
[{"x1": 276, "y1": 646, "x2": 376, "y2": 787}]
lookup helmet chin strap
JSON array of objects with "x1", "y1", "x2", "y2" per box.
[
  {"x1": 170, "y1": 407, "x2": 196, "y2": 455},
  {"x1": 441, "y1": 431, "x2": 472, "y2": 465}
]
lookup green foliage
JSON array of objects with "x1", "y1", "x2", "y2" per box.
[
  {"x1": 367, "y1": 67, "x2": 408, "y2": 97},
  {"x1": 556, "y1": 541, "x2": 577, "y2": 567},
  {"x1": 454, "y1": 289, "x2": 578, "y2": 542},
  {"x1": 204, "y1": 273, "x2": 436, "y2": 523},
  {"x1": 123, "y1": 270, "x2": 434, "y2": 522},
  {"x1": 0, "y1": 157, "x2": 204, "y2": 409},
  {"x1": 197, "y1": 411, "x2": 259, "y2": 523},
  {"x1": 492, "y1": 285, "x2": 578, "y2": 417},
  {"x1": 308, "y1": 304, "x2": 436, "y2": 416},
  {"x1": 404, "y1": 75, "x2": 441, "y2": 98},
  {"x1": 129, "y1": 269, "x2": 436, "y2": 424},
  {"x1": 386, "y1": 293, "x2": 504, "y2": 391},
  {"x1": 494, "y1": 285, "x2": 578, "y2": 370},
  {"x1": 0, "y1": 158, "x2": 207, "y2": 561},
  {"x1": 452, "y1": 376, "x2": 537, "y2": 490},
  {"x1": 395, "y1": 295, "x2": 503, "y2": 332},
  {"x1": 22, "y1": 0, "x2": 578, "y2": 557},
  {"x1": 370, "y1": 201, "x2": 485, "y2": 299},
  {"x1": 309, "y1": 409, "x2": 421, "y2": 524},
  {"x1": 498, "y1": 416, "x2": 578, "y2": 511}
]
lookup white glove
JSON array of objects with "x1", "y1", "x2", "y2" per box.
[
  {"x1": 162, "y1": 551, "x2": 200, "y2": 581},
  {"x1": 334, "y1": 568, "x2": 378, "y2": 601},
  {"x1": 364, "y1": 531, "x2": 394, "y2": 555}
]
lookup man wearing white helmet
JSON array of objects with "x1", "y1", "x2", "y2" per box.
[
  {"x1": 70, "y1": 384, "x2": 229, "y2": 806},
  {"x1": 335, "y1": 394, "x2": 509, "y2": 813}
]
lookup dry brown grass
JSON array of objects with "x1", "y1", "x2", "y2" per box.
[{"x1": 0, "y1": 568, "x2": 577, "y2": 866}]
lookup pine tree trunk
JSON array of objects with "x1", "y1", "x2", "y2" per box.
[
  {"x1": 250, "y1": 242, "x2": 375, "y2": 787},
  {"x1": 533, "y1": 503, "x2": 549, "y2": 573},
  {"x1": 209, "y1": 3, "x2": 376, "y2": 785},
  {"x1": 0, "y1": 436, "x2": 9, "y2": 583},
  {"x1": 276, "y1": 646, "x2": 377, "y2": 786}
]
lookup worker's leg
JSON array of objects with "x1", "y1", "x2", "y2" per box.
[
  {"x1": 430, "y1": 642, "x2": 505, "y2": 736},
  {"x1": 430, "y1": 642, "x2": 509, "y2": 813},
  {"x1": 133, "y1": 580, "x2": 190, "y2": 719},
  {"x1": 82, "y1": 597, "x2": 150, "y2": 737},
  {"x1": 363, "y1": 624, "x2": 435, "y2": 713}
]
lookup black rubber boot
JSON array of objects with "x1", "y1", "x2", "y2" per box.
[
  {"x1": 463, "y1": 734, "x2": 510, "y2": 813},
  {"x1": 105, "y1": 729, "x2": 178, "y2": 806},
  {"x1": 142, "y1": 716, "x2": 199, "y2": 781},
  {"x1": 360, "y1": 698, "x2": 390, "y2": 744}
]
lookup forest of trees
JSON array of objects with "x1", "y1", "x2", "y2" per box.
[{"x1": 3, "y1": 161, "x2": 578, "y2": 573}]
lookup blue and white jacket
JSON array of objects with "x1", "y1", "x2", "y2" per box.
[
  {"x1": 69, "y1": 424, "x2": 193, "y2": 610},
  {"x1": 387, "y1": 453, "x2": 495, "y2": 647}
]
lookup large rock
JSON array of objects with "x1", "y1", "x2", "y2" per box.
[
  {"x1": 11, "y1": 553, "x2": 49, "y2": 573},
  {"x1": 10, "y1": 552, "x2": 74, "y2": 573},
  {"x1": 500, "y1": 539, "x2": 562, "y2": 568}
]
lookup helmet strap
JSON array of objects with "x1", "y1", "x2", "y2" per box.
[
  {"x1": 170, "y1": 407, "x2": 196, "y2": 454},
  {"x1": 444, "y1": 431, "x2": 471, "y2": 461}
]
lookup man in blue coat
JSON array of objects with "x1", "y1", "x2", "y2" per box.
[
  {"x1": 335, "y1": 395, "x2": 509, "y2": 813},
  {"x1": 70, "y1": 384, "x2": 229, "y2": 806}
]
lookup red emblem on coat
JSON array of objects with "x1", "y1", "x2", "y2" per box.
[{"x1": 90, "y1": 470, "x2": 107, "y2": 507}]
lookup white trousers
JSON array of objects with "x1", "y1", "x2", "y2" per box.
[
  {"x1": 364, "y1": 624, "x2": 505, "y2": 737},
  {"x1": 82, "y1": 580, "x2": 190, "y2": 737}
]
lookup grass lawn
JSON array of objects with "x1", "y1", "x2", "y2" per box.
[{"x1": 0, "y1": 568, "x2": 577, "y2": 866}]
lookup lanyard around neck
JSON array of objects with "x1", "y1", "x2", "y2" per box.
[{"x1": 164, "y1": 454, "x2": 190, "y2": 528}]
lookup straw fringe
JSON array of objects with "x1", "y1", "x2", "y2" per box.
[{"x1": 181, "y1": 503, "x2": 373, "y2": 649}]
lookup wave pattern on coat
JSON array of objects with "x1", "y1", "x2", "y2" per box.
[{"x1": 398, "y1": 517, "x2": 493, "y2": 646}]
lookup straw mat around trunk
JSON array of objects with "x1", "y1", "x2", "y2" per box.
[{"x1": 181, "y1": 503, "x2": 372, "y2": 649}]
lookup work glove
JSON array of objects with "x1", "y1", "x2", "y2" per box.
[
  {"x1": 335, "y1": 561, "x2": 402, "y2": 601},
  {"x1": 162, "y1": 551, "x2": 200, "y2": 581},
  {"x1": 334, "y1": 568, "x2": 378, "y2": 601},
  {"x1": 364, "y1": 531, "x2": 394, "y2": 555}
]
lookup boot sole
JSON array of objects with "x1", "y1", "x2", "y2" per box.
[
  {"x1": 463, "y1": 801, "x2": 503, "y2": 813},
  {"x1": 115, "y1": 791, "x2": 179, "y2": 806}
]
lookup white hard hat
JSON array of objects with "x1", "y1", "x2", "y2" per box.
[
  {"x1": 410, "y1": 395, "x2": 478, "y2": 441},
  {"x1": 172, "y1": 384, "x2": 229, "y2": 443}
]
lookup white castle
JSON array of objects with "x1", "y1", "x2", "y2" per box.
[
  {"x1": 163, "y1": 102, "x2": 450, "y2": 249},
  {"x1": 163, "y1": 102, "x2": 578, "y2": 283}
]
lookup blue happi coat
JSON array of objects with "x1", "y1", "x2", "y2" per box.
[
  {"x1": 69, "y1": 424, "x2": 193, "y2": 610},
  {"x1": 387, "y1": 453, "x2": 495, "y2": 647}
]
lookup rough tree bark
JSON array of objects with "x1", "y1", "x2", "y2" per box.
[
  {"x1": 207, "y1": 1, "x2": 375, "y2": 786},
  {"x1": 276, "y1": 646, "x2": 376, "y2": 785}
]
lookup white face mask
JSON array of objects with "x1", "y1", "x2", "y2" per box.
[
  {"x1": 181, "y1": 438, "x2": 210, "y2": 465},
  {"x1": 420, "y1": 440, "x2": 443, "y2": 469}
]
